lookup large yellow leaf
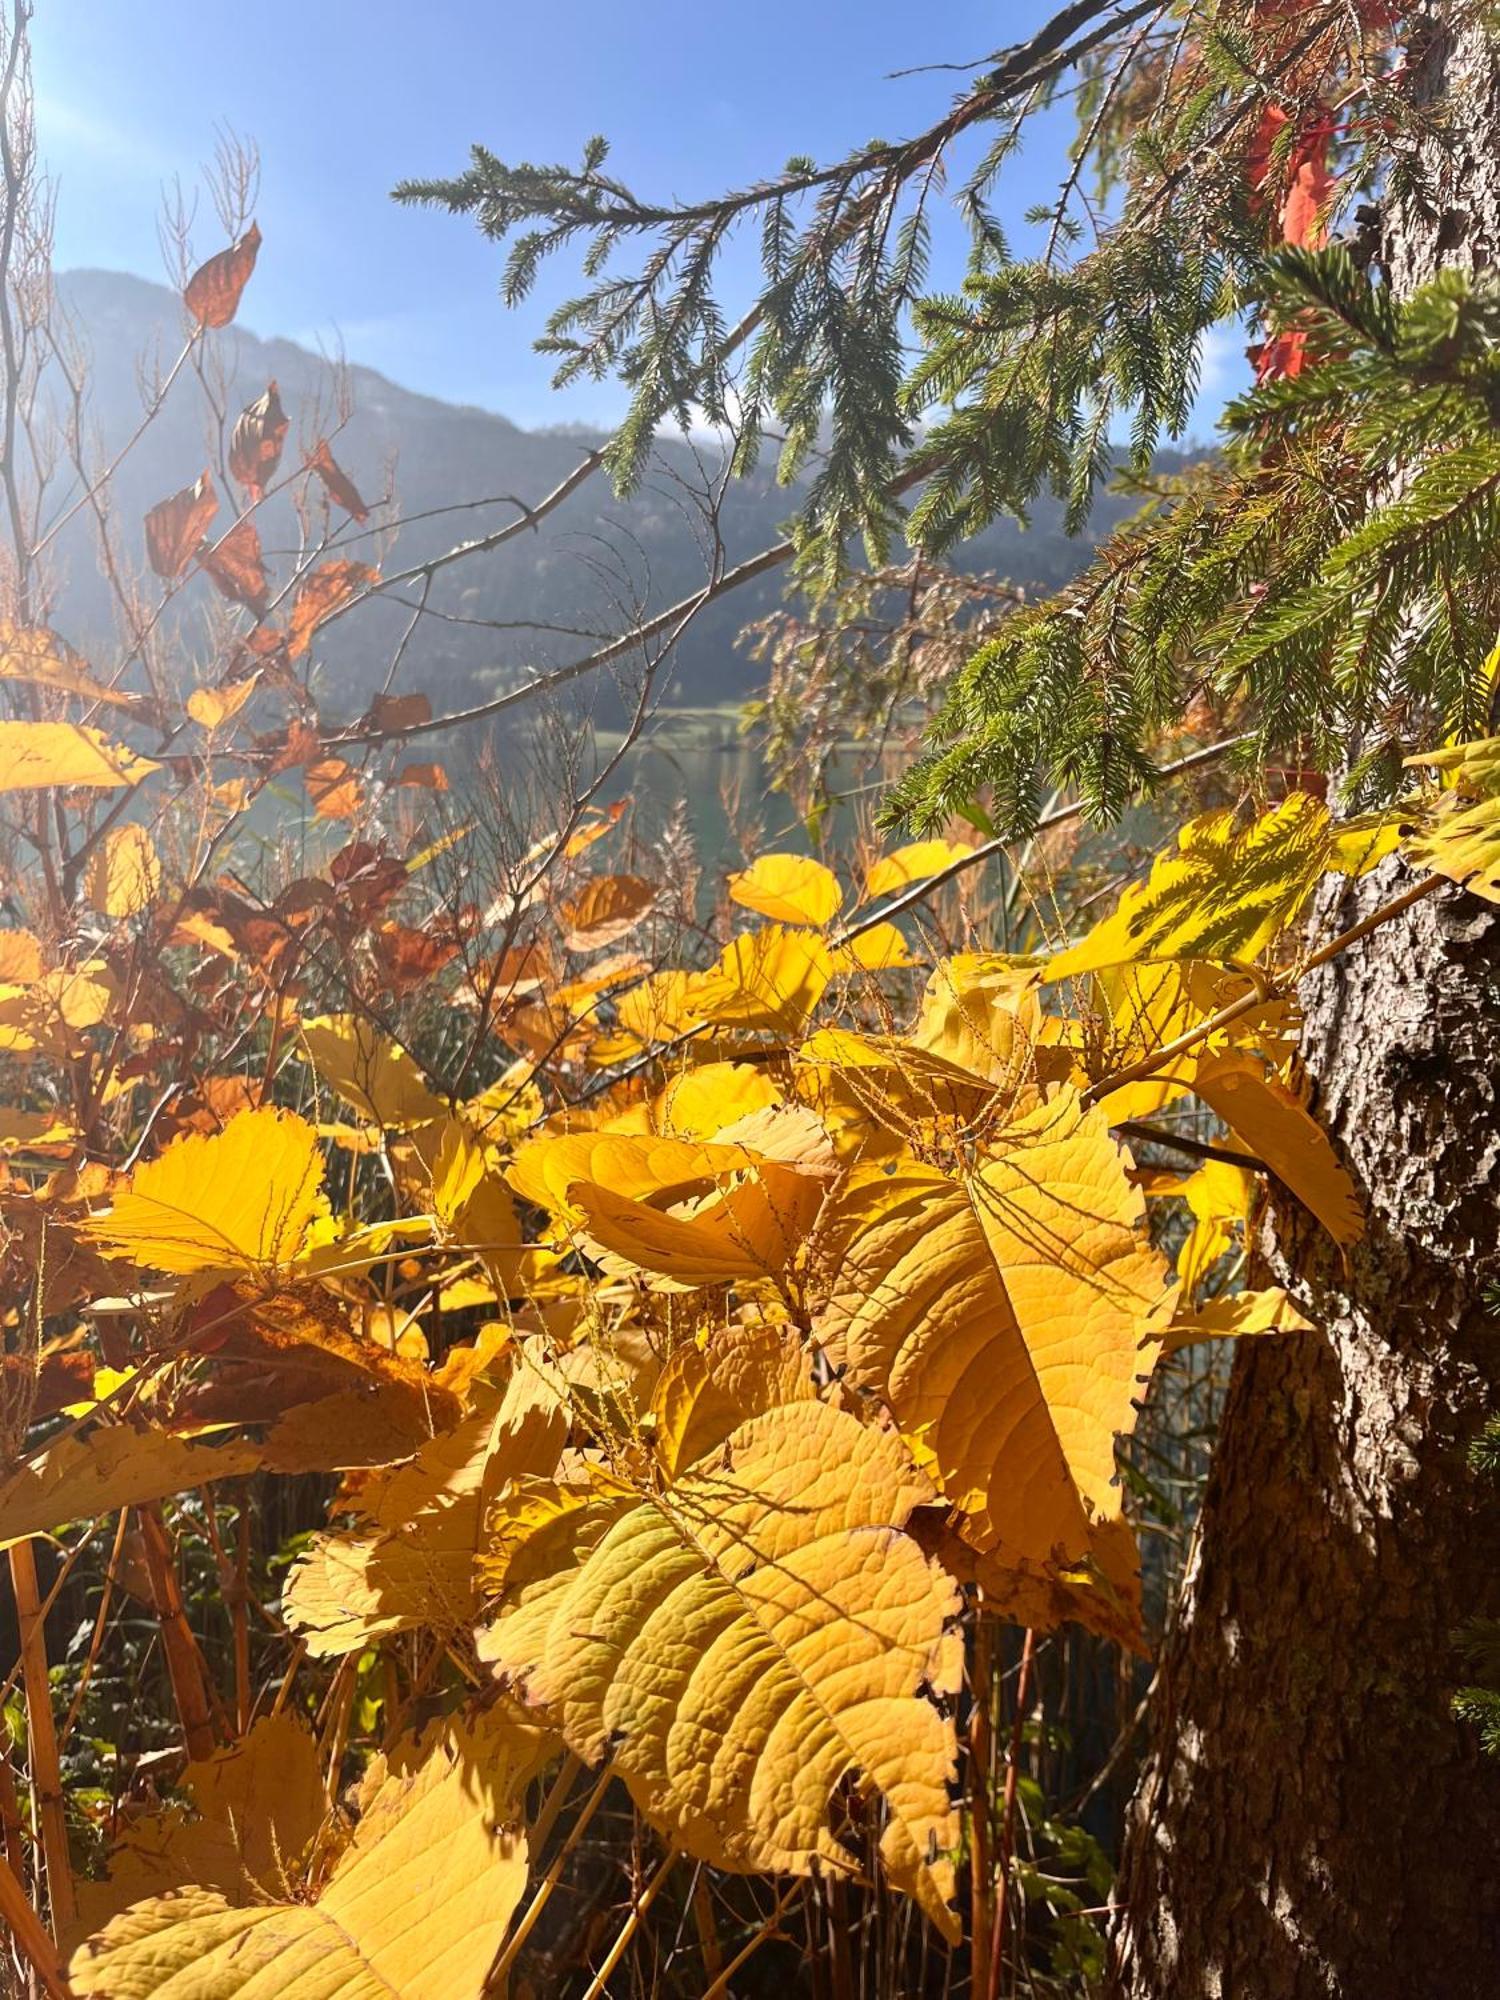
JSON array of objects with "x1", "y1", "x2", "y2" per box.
[
  {"x1": 0, "y1": 721, "x2": 160, "y2": 792},
  {"x1": 298, "y1": 1014, "x2": 448, "y2": 1130},
  {"x1": 80, "y1": 1107, "x2": 330, "y2": 1280},
  {"x1": 71, "y1": 1715, "x2": 324, "y2": 1946},
  {"x1": 727, "y1": 852, "x2": 843, "y2": 927},
  {"x1": 0, "y1": 1428, "x2": 264, "y2": 1550},
  {"x1": 69, "y1": 1707, "x2": 550, "y2": 2000},
  {"x1": 821, "y1": 1088, "x2": 1170, "y2": 1566},
  {"x1": 1190, "y1": 1049, "x2": 1364, "y2": 1245},
  {"x1": 479, "y1": 1336, "x2": 961, "y2": 1938},
  {"x1": 862, "y1": 838, "x2": 975, "y2": 903},
  {"x1": 686, "y1": 925, "x2": 833, "y2": 1033},
  {"x1": 1045, "y1": 795, "x2": 1394, "y2": 979}
]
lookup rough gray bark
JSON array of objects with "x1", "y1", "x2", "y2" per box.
[{"x1": 1109, "y1": 11, "x2": 1500, "y2": 1996}]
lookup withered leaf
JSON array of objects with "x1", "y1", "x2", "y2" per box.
[
  {"x1": 288, "y1": 560, "x2": 377, "y2": 657},
  {"x1": 366, "y1": 691, "x2": 431, "y2": 734},
  {"x1": 306, "y1": 438, "x2": 369, "y2": 522},
  {"x1": 145, "y1": 472, "x2": 217, "y2": 579},
  {"x1": 184, "y1": 220, "x2": 262, "y2": 329},
  {"x1": 200, "y1": 518, "x2": 270, "y2": 615},
  {"x1": 229, "y1": 380, "x2": 288, "y2": 500}
]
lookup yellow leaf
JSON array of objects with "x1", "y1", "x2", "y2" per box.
[
  {"x1": 610, "y1": 966, "x2": 704, "y2": 1051},
  {"x1": 0, "y1": 622, "x2": 138, "y2": 709},
  {"x1": 80, "y1": 1107, "x2": 330, "y2": 1280},
  {"x1": 618, "y1": 1059, "x2": 781, "y2": 1139},
  {"x1": 0, "y1": 929, "x2": 42, "y2": 982},
  {"x1": 0, "y1": 721, "x2": 160, "y2": 792},
  {"x1": 70, "y1": 1715, "x2": 324, "y2": 1947},
  {"x1": 479, "y1": 1333, "x2": 961, "y2": 1938},
  {"x1": 1190, "y1": 1049, "x2": 1363, "y2": 1245},
  {"x1": 862, "y1": 838, "x2": 975, "y2": 903},
  {"x1": 0, "y1": 1428, "x2": 264, "y2": 1550},
  {"x1": 727, "y1": 852, "x2": 843, "y2": 927},
  {"x1": 650, "y1": 1321, "x2": 815, "y2": 1478},
  {"x1": 687, "y1": 925, "x2": 833, "y2": 1034},
  {"x1": 70, "y1": 1707, "x2": 551, "y2": 2000},
  {"x1": 1403, "y1": 734, "x2": 1500, "y2": 902},
  {"x1": 186, "y1": 675, "x2": 260, "y2": 731},
  {"x1": 298, "y1": 1014, "x2": 447, "y2": 1130},
  {"x1": 509, "y1": 1127, "x2": 831, "y2": 1288},
  {"x1": 86, "y1": 825, "x2": 162, "y2": 919},
  {"x1": 821, "y1": 1088, "x2": 1170, "y2": 1566},
  {"x1": 1044, "y1": 795, "x2": 1394, "y2": 979},
  {"x1": 285, "y1": 1369, "x2": 567, "y2": 1657},
  {"x1": 1157, "y1": 1285, "x2": 1314, "y2": 1351},
  {"x1": 829, "y1": 920, "x2": 915, "y2": 973}
]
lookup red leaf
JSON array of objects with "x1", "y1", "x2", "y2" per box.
[
  {"x1": 230, "y1": 381, "x2": 289, "y2": 500},
  {"x1": 200, "y1": 518, "x2": 270, "y2": 615},
  {"x1": 145, "y1": 471, "x2": 217, "y2": 578},
  {"x1": 306, "y1": 438, "x2": 369, "y2": 522},
  {"x1": 184, "y1": 221, "x2": 262, "y2": 329}
]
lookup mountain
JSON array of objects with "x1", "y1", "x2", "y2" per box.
[{"x1": 47, "y1": 269, "x2": 1159, "y2": 725}]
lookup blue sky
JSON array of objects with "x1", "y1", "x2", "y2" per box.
[{"x1": 33, "y1": 1, "x2": 1242, "y2": 432}]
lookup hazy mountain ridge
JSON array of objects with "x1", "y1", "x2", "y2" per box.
[{"x1": 49, "y1": 269, "x2": 1158, "y2": 722}]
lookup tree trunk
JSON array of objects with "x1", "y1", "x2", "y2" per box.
[{"x1": 1109, "y1": 13, "x2": 1500, "y2": 1996}]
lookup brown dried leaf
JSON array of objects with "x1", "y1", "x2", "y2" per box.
[
  {"x1": 288, "y1": 561, "x2": 377, "y2": 657},
  {"x1": 145, "y1": 472, "x2": 217, "y2": 579},
  {"x1": 306, "y1": 438, "x2": 369, "y2": 522},
  {"x1": 184, "y1": 221, "x2": 262, "y2": 328},
  {"x1": 228, "y1": 380, "x2": 288, "y2": 500},
  {"x1": 200, "y1": 518, "x2": 270, "y2": 615}
]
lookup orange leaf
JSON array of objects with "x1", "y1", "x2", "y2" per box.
[
  {"x1": 145, "y1": 472, "x2": 217, "y2": 579},
  {"x1": 307, "y1": 439, "x2": 370, "y2": 522},
  {"x1": 396, "y1": 761, "x2": 448, "y2": 791},
  {"x1": 306, "y1": 758, "x2": 363, "y2": 819},
  {"x1": 229, "y1": 380, "x2": 288, "y2": 500},
  {"x1": 200, "y1": 518, "x2": 270, "y2": 615},
  {"x1": 289, "y1": 560, "x2": 377, "y2": 657},
  {"x1": 184, "y1": 220, "x2": 262, "y2": 328}
]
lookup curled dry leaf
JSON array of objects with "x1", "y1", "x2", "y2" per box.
[
  {"x1": 558, "y1": 872, "x2": 657, "y2": 953},
  {"x1": 183, "y1": 220, "x2": 262, "y2": 328},
  {"x1": 306, "y1": 438, "x2": 370, "y2": 521},
  {"x1": 144, "y1": 471, "x2": 217, "y2": 579},
  {"x1": 200, "y1": 518, "x2": 270, "y2": 615},
  {"x1": 228, "y1": 381, "x2": 288, "y2": 500}
]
